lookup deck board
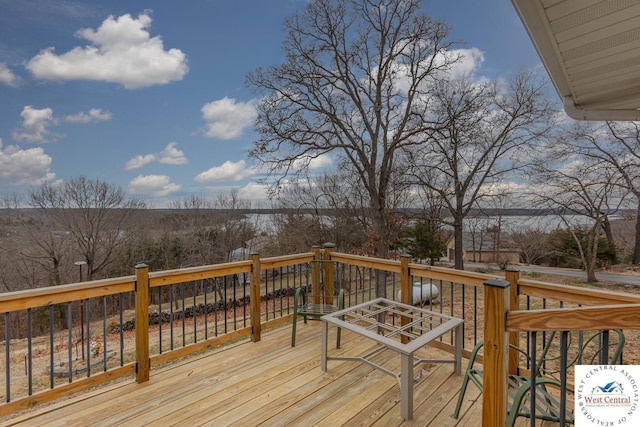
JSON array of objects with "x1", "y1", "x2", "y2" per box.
[{"x1": 2, "y1": 321, "x2": 486, "y2": 427}]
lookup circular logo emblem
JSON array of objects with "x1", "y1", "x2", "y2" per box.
[{"x1": 575, "y1": 365, "x2": 640, "y2": 426}]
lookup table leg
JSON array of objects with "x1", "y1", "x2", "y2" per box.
[
  {"x1": 321, "y1": 320, "x2": 328, "y2": 372},
  {"x1": 454, "y1": 322, "x2": 462, "y2": 375},
  {"x1": 400, "y1": 352, "x2": 413, "y2": 420}
]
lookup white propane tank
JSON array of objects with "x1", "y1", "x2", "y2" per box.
[{"x1": 397, "y1": 282, "x2": 439, "y2": 305}]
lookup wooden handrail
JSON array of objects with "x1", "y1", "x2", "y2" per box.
[
  {"x1": 409, "y1": 262, "x2": 490, "y2": 286},
  {"x1": 330, "y1": 252, "x2": 402, "y2": 273},
  {"x1": 148, "y1": 261, "x2": 252, "y2": 288},
  {"x1": 518, "y1": 278, "x2": 640, "y2": 305},
  {"x1": 507, "y1": 303, "x2": 640, "y2": 332},
  {"x1": 0, "y1": 277, "x2": 135, "y2": 311}
]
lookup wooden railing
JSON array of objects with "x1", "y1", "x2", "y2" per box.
[
  {"x1": 2, "y1": 245, "x2": 639, "y2": 422},
  {"x1": 482, "y1": 271, "x2": 640, "y2": 426}
]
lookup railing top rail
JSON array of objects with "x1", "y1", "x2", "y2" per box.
[
  {"x1": 330, "y1": 252, "x2": 402, "y2": 273},
  {"x1": 518, "y1": 277, "x2": 640, "y2": 305},
  {"x1": 409, "y1": 262, "x2": 491, "y2": 286},
  {"x1": 260, "y1": 252, "x2": 314, "y2": 270},
  {"x1": 148, "y1": 260, "x2": 253, "y2": 287},
  {"x1": 0, "y1": 276, "x2": 136, "y2": 312},
  {"x1": 507, "y1": 303, "x2": 640, "y2": 332}
]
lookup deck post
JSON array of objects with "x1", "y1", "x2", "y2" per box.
[
  {"x1": 323, "y1": 243, "x2": 335, "y2": 304},
  {"x1": 311, "y1": 246, "x2": 321, "y2": 304},
  {"x1": 250, "y1": 252, "x2": 261, "y2": 342},
  {"x1": 482, "y1": 278, "x2": 510, "y2": 427},
  {"x1": 400, "y1": 254, "x2": 411, "y2": 344},
  {"x1": 135, "y1": 263, "x2": 150, "y2": 383},
  {"x1": 505, "y1": 268, "x2": 520, "y2": 375}
]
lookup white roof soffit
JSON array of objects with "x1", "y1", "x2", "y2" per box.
[{"x1": 511, "y1": 0, "x2": 640, "y2": 121}]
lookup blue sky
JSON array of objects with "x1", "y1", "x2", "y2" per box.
[{"x1": 0, "y1": 0, "x2": 544, "y2": 207}]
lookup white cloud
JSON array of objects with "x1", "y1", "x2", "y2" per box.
[
  {"x1": 195, "y1": 159, "x2": 257, "y2": 183},
  {"x1": 292, "y1": 154, "x2": 333, "y2": 171},
  {"x1": 64, "y1": 108, "x2": 112, "y2": 123},
  {"x1": 128, "y1": 174, "x2": 181, "y2": 196},
  {"x1": 0, "y1": 63, "x2": 20, "y2": 87},
  {"x1": 447, "y1": 48, "x2": 485, "y2": 79},
  {"x1": 201, "y1": 97, "x2": 257, "y2": 139},
  {"x1": 12, "y1": 106, "x2": 57, "y2": 143},
  {"x1": 0, "y1": 138, "x2": 56, "y2": 185},
  {"x1": 125, "y1": 142, "x2": 188, "y2": 170},
  {"x1": 237, "y1": 182, "x2": 270, "y2": 200},
  {"x1": 26, "y1": 12, "x2": 188, "y2": 89}
]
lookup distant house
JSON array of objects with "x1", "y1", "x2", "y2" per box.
[{"x1": 445, "y1": 231, "x2": 521, "y2": 266}]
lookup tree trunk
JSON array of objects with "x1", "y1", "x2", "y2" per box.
[
  {"x1": 453, "y1": 216, "x2": 464, "y2": 270},
  {"x1": 601, "y1": 215, "x2": 616, "y2": 264},
  {"x1": 371, "y1": 204, "x2": 388, "y2": 298},
  {"x1": 586, "y1": 223, "x2": 600, "y2": 283}
]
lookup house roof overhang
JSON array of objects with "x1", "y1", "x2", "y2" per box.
[{"x1": 511, "y1": 0, "x2": 640, "y2": 121}]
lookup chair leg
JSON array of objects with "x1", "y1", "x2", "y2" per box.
[
  {"x1": 291, "y1": 313, "x2": 298, "y2": 347},
  {"x1": 336, "y1": 327, "x2": 341, "y2": 349},
  {"x1": 453, "y1": 372, "x2": 473, "y2": 419}
]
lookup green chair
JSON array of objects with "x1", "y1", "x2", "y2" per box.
[
  {"x1": 453, "y1": 329, "x2": 625, "y2": 426},
  {"x1": 291, "y1": 286, "x2": 344, "y2": 347}
]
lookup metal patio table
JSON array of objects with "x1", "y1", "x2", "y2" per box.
[{"x1": 320, "y1": 298, "x2": 463, "y2": 420}]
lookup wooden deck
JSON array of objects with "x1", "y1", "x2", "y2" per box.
[{"x1": 2, "y1": 322, "x2": 546, "y2": 426}]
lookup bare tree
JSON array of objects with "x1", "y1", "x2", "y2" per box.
[
  {"x1": 567, "y1": 121, "x2": 640, "y2": 264},
  {"x1": 29, "y1": 176, "x2": 145, "y2": 280},
  {"x1": 509, "y1": 227, "x2": 549, "y2": 265},
  {"x1": 405, "y1": 71, "x2": 555, "y2": 269},
  {"x1": 534, "y1": 161, "x2": 625, "y2": 282},
  {"x1": 1, "y1": 192, "x2": 71, "y2": 289},
  {"x1": 274, "y1": 173, "x2": 366, "y2": 253},
  {"x1": 246, "y1": 0, "x2": 459, "y2": 258},
  {"x1": 212, "y1": 190, "x2": 258, "y2": 262}
]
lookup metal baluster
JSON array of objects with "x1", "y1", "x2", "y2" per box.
[
  {"x1": 473, "y1": 286, "x2": 478, "y2": 346},
  {"x1": 102, "y1": 296, "x2": 107, "y2": 371},
  {"x1": 170, "y1": 284, "x2": 174, "y2": 350},
  {"x1": 193, "y1": 281, "x2": 197, "y2": 343},
  {"x1": 600, "y1": 330, "x2": 609, "y2": 364},
  {"x1": 158, "y1": 287, "x2": 162, "y2": 354},
  {"x1": 49, "y1": 305, "x2": 54, "y2": 389},
  {"x1": 243, "y1": 273, "x2": 247, "y2": 327},
  {"x1": 5, "y1": 312, "x2": 11, "y2": 402},
  {"x1": 279, "y1": 266, "x2": 284, "y2": 318},
  {"x1": 85, "y1": 300, "x2": 90, "y2": 377},
  {"x1": 529, "y1": 331, "x2": 537, "y2": 427},
  {"x1": 181, "y1": 283, "x2": 185, "y2": 348},
  {"x1": 27, "y1": 308, "x2": 32, "y2": 395},
  {"x1": 461, "y1": 284, "x2": 466, "y2": 347},
  {"x1": 214, "y1": 278, "x2": 219, "y2": 337},
  {"x1": 271, "y1": 268, "x2": 275, "y2": 321},
  {"x1": 224, "y1": 276, "x2": 228, "y2": 334},
  {"x1": 204, "y1": 279, "x2": 208, "y2": 340},
  {"x1": 119, "y1": 293, "x2": 124, "y2": 366},
  {"x1": 559, "y1": 331, "x2": 569, "y2": 427},
  {"x1": 286, "y1": 267, "x2": 291, "y2": 316},
  {"x1": 449, "y1": 282, "x2": 454, "y2": 343},
  {"x1": 68, "y1": 303, "x2": 72, "y2": 383}
]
